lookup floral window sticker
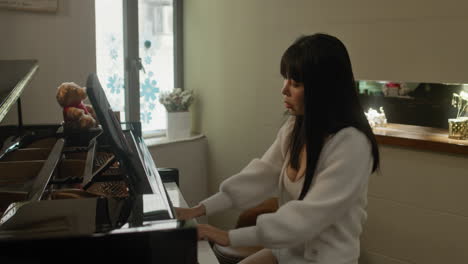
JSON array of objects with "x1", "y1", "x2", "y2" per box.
[
  {"x1": 140, "y1": 72, "x2": 160, "y2": 102},
  {"x1": 99, "y1": 33, "x2": 125, "y2": 113},
  {"x1": 107, "y1": 74, "x2": 123, "y2": 95},
  {"x1": 97, "y1": 0, "x2": 176, "y2": 132},
  {"x1": 140, "y1": 71, "x2": 161, "y2": 128},
  {"x1": 140, "y1": 111, "x2": 153, "y2": 124},
  {"x1": 95, "y1": 0, "x2": 125, "y2": 116}
]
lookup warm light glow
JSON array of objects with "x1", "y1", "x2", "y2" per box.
[{"x1": 365, "y1": 107, "x2": 387, "y2": 128}]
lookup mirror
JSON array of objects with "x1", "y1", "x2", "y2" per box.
[{"x1": 357, "y1": 80, "x2": 468, "y2": 129}]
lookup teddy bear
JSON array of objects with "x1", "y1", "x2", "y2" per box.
[{"x1": 56, "y1": 82, "x2": 97, "y2": 130}]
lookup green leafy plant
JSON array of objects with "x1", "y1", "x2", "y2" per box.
[{"x1": 158, "y1": 88, "x2": 194, "y2": 112}]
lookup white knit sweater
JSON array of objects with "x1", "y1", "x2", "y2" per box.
[{"x1": 201, "y1": 118, "x2": 373, "y2": 264}]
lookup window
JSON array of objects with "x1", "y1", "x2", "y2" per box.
[
  {"x1": 95, "y1": 0, "x2": 125, "y2": 116},
  {"x1": 95, "y1": 0, "x2": 182, "y2": 135}
]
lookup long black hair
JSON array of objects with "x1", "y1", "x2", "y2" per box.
[{"x1": 280, "y1": 33, "x2": 380, "y2": 200}]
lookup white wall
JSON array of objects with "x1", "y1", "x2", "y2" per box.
[
  {"x1": 2, "y1": 1, "x2": 468, "y2": 262},
  {"x1": 147, "y1": 137, "x2": 209, "y2": 212},
  {"x1": 184, "y1": 1, "x2": 468, "y2": 262},
  {"x1": 184, "y1": 0, "x2": 468, "y2": 264},
  {"x1": 361, "y1": 146, "x2": 468, "y2": 264},
  {"x1": 184, "y1": 0, "x2": 468, "y2": 228},
  {"x1": 0, "y1": 0, "x2": 95, "y2": 125}
]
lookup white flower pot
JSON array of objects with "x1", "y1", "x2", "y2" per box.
[{"x1": 167, "y1": 111, "x2": 191, "y2": 140}]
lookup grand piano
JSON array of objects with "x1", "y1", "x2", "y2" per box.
[{"x1": 0, "y1": 60, "x2": 197, "y2": 263}]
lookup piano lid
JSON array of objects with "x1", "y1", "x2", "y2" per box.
[{"x1": 0, "y1": 60, "x2": 39, "y2": 124}]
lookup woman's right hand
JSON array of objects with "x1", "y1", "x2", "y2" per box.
[{"x1": 174, "y1": 204, "x2": 206, "y2": 220}]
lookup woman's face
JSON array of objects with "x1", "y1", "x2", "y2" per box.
[{"x1": 282, "y1": 78, "x2": 304, "y2": 115}]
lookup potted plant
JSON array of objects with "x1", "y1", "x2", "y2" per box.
[
  {"x1": 159, "y1": 88, "x2": 195, "y2": 139},
  {"x1": 448, "y1": 90, "x2": 468, "y2": 139}
]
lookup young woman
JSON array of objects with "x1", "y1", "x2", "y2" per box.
[{"x1": 176, "y1": 33, "x2": 380, "y2": 264}]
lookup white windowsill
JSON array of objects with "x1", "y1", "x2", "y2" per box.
[
  {"x1": 143, "y1": 130, "x2": 166, "y2": 139},
  {"x1": 144, "y1": 134, "x2": 205, "y2": 147}
]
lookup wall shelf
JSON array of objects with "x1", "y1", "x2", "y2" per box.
[{"x1": 373, "y1": 123, "x2": 468, "y2": 155}]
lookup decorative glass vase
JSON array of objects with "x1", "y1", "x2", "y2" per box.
[
  {"x1": 166, "y1": 111, "x2": 191, "y2": 140},
  {"x1": 448, "y1": 117, "x2": 468, "y2": 139}
]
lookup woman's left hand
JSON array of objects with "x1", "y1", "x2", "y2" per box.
[{"x1": 197, "y1": 224, "x2": 230, "y2": 246}]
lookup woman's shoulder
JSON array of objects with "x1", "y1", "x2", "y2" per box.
[
  {"x1": 334, "y1": 126, "x2": 367, "y2": 137},
  {"x1": 325, "y1": 126, "x2": 371, "y2": 151}
]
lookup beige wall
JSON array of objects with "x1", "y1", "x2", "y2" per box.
[
  {"x1": 185, "y1": 0, "x2": 468, "y2": 223},
  {"x1": 0, "y1": 0, "x2": 95, "y2": 125},
  {"x1": 148, "y1": 137, "x2": 209, "y2": 213},
  {"x1": 184, "y1": 0, "x2": 468, "y2": 263},
  {"x1": 1, "y1": 1, "x2": 468, "y2": 262},
  {"x1": 361, "y1": 146, "x2": 468, "y2": 264}
]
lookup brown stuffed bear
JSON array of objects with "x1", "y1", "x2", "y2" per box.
[{"x1": 56, "y1": 82, "x2": 97, "y2": 129}]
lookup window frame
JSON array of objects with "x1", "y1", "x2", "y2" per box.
[{"x1": 123, "y1": 0, "x2": 183, "y2": 137}]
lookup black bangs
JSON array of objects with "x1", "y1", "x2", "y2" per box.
[{"x1": 280, "y1": 44, "x2": 304, "y2": 83}]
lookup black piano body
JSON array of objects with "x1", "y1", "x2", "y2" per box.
[{"x1": 0, "y1": 62, "x2": 197, "y2": 263}]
